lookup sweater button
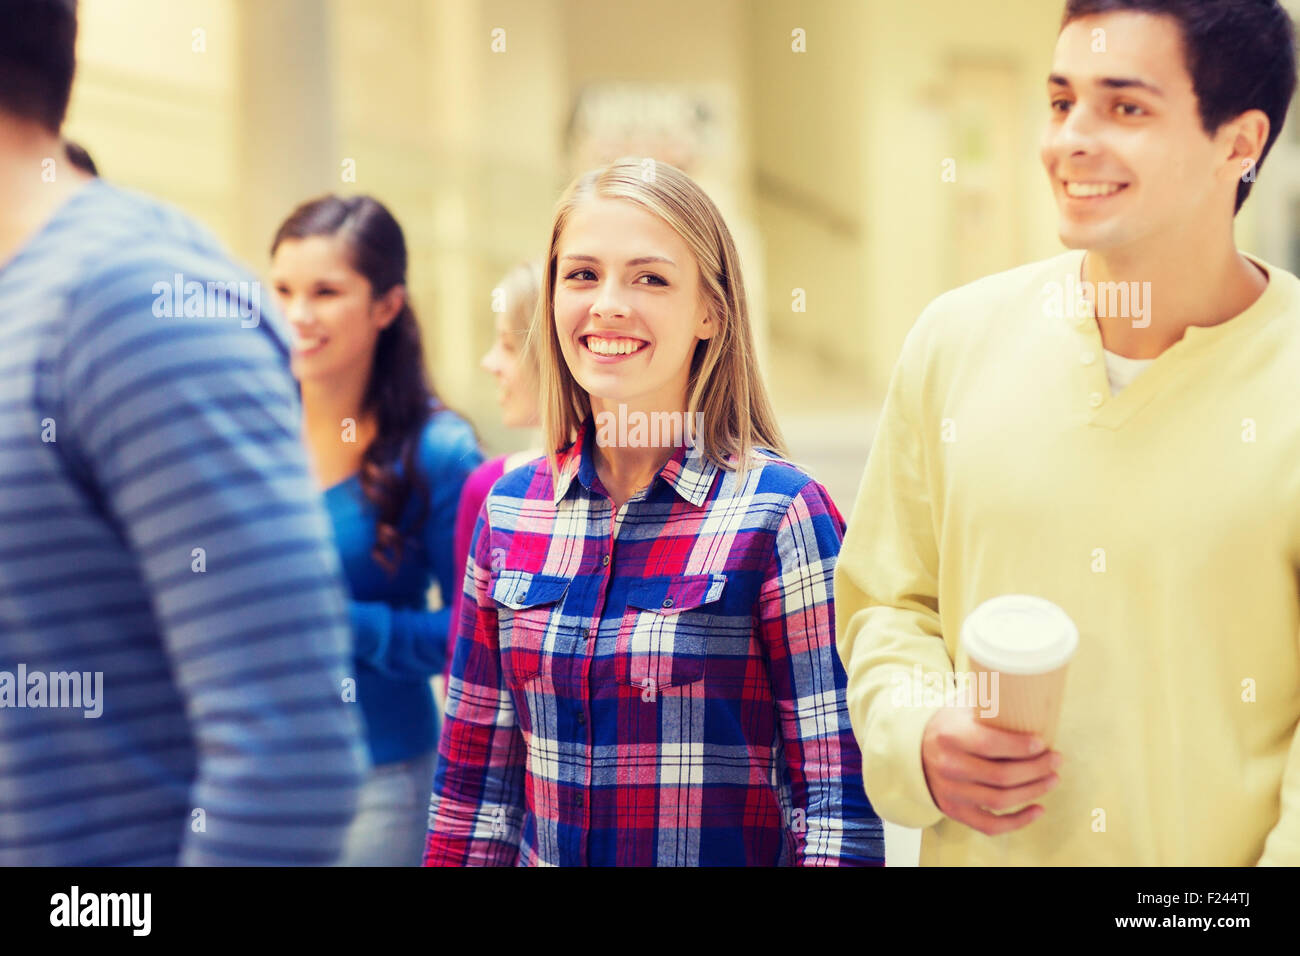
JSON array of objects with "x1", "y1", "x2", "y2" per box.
[
  {"x1": 662, "y1": 598, "x2": 673, "y2": 608},
  {"x1": 601, "y1": 554, "x2": 610, "y2": 567},
  {"x1": 1088, "y1": 392, "x2": 1104, "y2": 408},
  {"x1": 1080, "y1": 351, "x2": 1096, "y2": 366}
]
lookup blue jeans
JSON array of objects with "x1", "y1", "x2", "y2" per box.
[{"x1": 338, "y1": 749, "x2": 437, "y2": 866}]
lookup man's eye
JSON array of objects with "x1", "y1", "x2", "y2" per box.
[
  {"x1": 1116, "y1": 102, "x2": 1145, "y2": 117},
  {"x1": 1051, "y1": 98, "x2": 1073, "y2": 113},
  {"x1": 315, "y1": 288, "x2": 337, "y2": 297}
]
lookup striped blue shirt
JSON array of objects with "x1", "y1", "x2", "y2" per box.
[{"x1": 0, "y1": 179, "x2": 367, "y2": 865}]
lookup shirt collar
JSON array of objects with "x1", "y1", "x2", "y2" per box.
[{"x1": 551, "y1": 415, "x2": 720, "y2": 508}]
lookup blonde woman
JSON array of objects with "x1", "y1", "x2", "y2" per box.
[
  {"x1": 446, "y1": 262, "x2": 544, "y2": 680},
  {"x1": 427, "y1": 160, "x2": 883, "y2": 866}
]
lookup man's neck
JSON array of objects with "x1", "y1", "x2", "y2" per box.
[
  {"x1": 1082, "y1": 229, "x2": 1268, "y2": 360},
  {"x1": 0, "y1": 116, "x2": 92, "y2": 269}
]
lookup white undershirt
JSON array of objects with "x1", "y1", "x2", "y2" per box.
[{"x1": 1103, "y1": 348, "x2": 1156, "y2": 395}]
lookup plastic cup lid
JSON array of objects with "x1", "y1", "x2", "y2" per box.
[{"x1": 960, "y1": 594, "x2": 1079, "y2": 675}]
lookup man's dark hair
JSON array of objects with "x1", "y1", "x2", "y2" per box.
[
  {"x1": 64, "y1": 139, "x2": 96, "y2": 176},
  {"x1": 1063, "y1": 0, "x2": 1298, "y2": 213},
  {"x1": 0, "y1": 0, "x2": 78, "y2": 133}
]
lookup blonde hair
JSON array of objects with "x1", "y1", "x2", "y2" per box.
[
  {"x1": 495, "y1": 259, "x2": 543, "y2": 377},
  {"x1": 497, "y1": 259, "x2": 543, "y2": 340},
  {"x1": 533, "y1": 158, "x2": 786, "y2": 487}
]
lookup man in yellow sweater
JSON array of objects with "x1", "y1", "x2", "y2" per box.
[{"x1": 836, "y1": 0, "x2": 1300, "y2": 865}]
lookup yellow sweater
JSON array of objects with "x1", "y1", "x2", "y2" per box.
[{"x1": 835, "y1": 250, "x2": 1300, "y2": 865}]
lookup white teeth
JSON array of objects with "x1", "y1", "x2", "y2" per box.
[
  {"x1": 294, "y1": 337, "x2": 325, "y2": 350},
  {"x1": 586, "y1": 336, "x2": 645, "y2": 356},
  {"x1": 1066, "y1": 181, "x2": 1125, "y2": 198}
]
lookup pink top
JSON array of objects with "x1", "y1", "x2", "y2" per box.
[{"x1": 447, "y1": 455, "x2": 508, "y2": 679}]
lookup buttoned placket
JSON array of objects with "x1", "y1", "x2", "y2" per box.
[
  {"x1": 1066, "y1": 251, "x2": 1285, "y2": 431},
  {"x1": 1070, "y1": 261, "x2": 1182, "y2": 430},
  {"x1": 565, "y1": 480, "x2": 654, "y2": 864}
]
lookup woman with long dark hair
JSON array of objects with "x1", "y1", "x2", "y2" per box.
[{"x1": 271, "y1": 195, "x2": 482, "y2": 866}]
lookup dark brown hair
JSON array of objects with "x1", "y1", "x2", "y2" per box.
[
  {"x1": 0, "y1": 0, "x2": 78, "y2": 133},
  {"x1": 271, "y1": 195, "x2": 438, "y2": 574}
]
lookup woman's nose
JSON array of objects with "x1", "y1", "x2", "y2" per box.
[
  {"x1": 591, "y1": 278, "x2": 627, "y2": 320},
  {"x1": 283, "y1": 297, "x2": 312, "y2": 325}
]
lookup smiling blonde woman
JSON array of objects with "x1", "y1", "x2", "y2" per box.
[{"x1": 427, "y1": 159, "x2": 884, "y2": 866}]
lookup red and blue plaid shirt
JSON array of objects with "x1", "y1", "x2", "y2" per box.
[{"x1": 426, "y1": 417, "x2": 884, "y2": 866}]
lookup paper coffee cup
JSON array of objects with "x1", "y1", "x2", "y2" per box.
[{"x1": 960, "y1": 594, "x2": 1078, "y2": 746}]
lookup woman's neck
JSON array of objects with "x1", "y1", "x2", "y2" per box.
[
  {"x1": 588, "y1": 395, "x2": 687, "y2": 509},
  {"x1": 300, "y1": 368, "x2": 369, "y2": 437}
]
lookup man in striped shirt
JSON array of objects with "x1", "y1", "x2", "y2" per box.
[{"x1": 0, "y1": 0, "x2": 366, "y2": 865}]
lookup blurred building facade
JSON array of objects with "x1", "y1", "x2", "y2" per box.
[{"x1": 66, "y1": 0, "x2": 1298, "y2": 504}]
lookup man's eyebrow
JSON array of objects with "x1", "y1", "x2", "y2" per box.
[
  {"x1": 1099, "y1": 76, "x2": 1164, "y2": 96},
  {"x1": 1048, "y1": 73, "x2": 1164, "y2": 96}
]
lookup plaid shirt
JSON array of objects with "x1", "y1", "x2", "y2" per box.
[{"x1": 426, "y1": 417, "x2": 884, "y2": 866}]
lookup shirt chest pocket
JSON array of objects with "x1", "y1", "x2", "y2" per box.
[
  {"x1": 491, "y1": 570, "x2": 573, "y2": 687},
  {"x1": 617, "y1": 573, "x2": 727, "y2": 693}
]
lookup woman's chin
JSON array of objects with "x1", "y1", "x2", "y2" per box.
[
  {"x1": 291, "y1": 357, "x2": 341, "y2": 385},
  {"x1": 572, "y1": 373, "x2": 632, "y2": 406}
]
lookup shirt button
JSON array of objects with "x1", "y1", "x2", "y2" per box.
[
  {"x1": 662, "y1": 598, "x2": 673, "y2": 608},
  {"x1": 1080, "y1": 351, "x2": 1096, "y2": 366},
  {"x1": 576, "y1": 711, "x2": 586, "y2": 725},
  {"x1": 587, "y1": 626, "x2": 597, "y2": 640},
  {"x1": 601, "y1": 554, "x2": 610, "y2": 567},
  {"x1": 574, "y1": 793, "x2": 584, "y2": 807},
  {"x1": 1088, "y1": 392, "x2": 1104, "y2": 408}
]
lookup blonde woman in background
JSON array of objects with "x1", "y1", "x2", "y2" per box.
[
  {"x1": 427, "y1": 159, "x2": 884, "y2": 866},
  {"x1": 446, "y1": 261, "x2": 544, "y2": 679}
]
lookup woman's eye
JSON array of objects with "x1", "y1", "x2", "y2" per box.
[
  {"x1": 638, "y1": 274, "x2": 667, "y2": 286},
  {"x1": 1116, "y1": 102, "x2": 1145, "y2": 117},
  {"x1": 1050, "y1": 98, "x2": 1072, "y2": 114},
  {"x1": 314, "y1": 288, "x2": 337, "y2": 297},
  {"x1": 565, "y1": 269, "x2": 596, "y2": 281}
]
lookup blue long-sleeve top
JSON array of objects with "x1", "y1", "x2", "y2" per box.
[{"x1": 325, "y1": 406, "x2": 482, "y2": 766}]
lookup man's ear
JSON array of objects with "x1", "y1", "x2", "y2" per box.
[
  {"x1": 1223, "y1": 108, "x2": 1270, "y2": 184},
  {"x1": 374, "y1": 283, "x2": 406, "y2": 330}
]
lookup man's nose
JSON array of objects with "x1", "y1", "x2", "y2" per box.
[{"x1": 1054, "y1": 103, "x2": 1100, "y2": 156}]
